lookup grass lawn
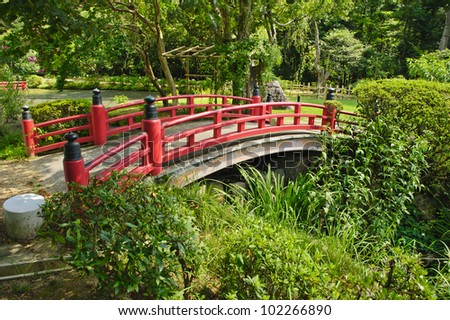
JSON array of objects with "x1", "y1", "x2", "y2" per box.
[{"x1": 287, "y1": 94, "x2": 358, "y2": 112}]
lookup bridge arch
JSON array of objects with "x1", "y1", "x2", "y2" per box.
[{"x1": 161, "y1": 132, "x2": 322, "y2": 186}]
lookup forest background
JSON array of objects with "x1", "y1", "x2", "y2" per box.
[{"x1": 1, "y1": 0, "x2": 450, "y2": 96}]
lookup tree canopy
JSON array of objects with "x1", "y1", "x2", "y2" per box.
[{"x1": 1, "y1": 0, "x2": 449, "y2": 94}]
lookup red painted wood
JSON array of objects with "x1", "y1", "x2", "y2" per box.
[
  {"x1": 21, "y1": 119, "x2": 36, "y2": 157},
  {"x1": 64, "y1": 158, "x2": 88, "y2": 189}
]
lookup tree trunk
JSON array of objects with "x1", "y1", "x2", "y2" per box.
[
  {"x1": 237, "y1": 0, "x2": 253, "y2": 40},
  {"x1": 136, "y1": 46, "x2": 166, "y2": 97},
  {"x1": 313, "y1": 20, "x2": 330, "y2": 94},
  {"x1": 439, "y1": 9, "x2": 450, "y2": 51},
  {"x1": 153, "y1": 0, "x2": 177, "y2": 96}
]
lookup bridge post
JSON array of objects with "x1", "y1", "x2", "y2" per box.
[
  {"x1": 266, "y1": 92, "x2": 273, "y2": 114},
  {"x1": 322, "y1": 88, "x2": 337, "y2": 130},
  {"x1": 91, "y1": 88, "x2": 108, "y2": 146},
  {"x1": 326, "y1": 87, "x2": 336, "y2": 101},
  {"x1": 142, "y1": 95, "x2": 163, "y2": 175},
  {"x1": 63, "y1": 132, "x2": 88, "y2": 189},
  {"x1": 252, "y1": 84, "x2": 261, "y2": 104},
  {"x1": 21, "y1": 106, "x2": 36, "y2": 157},
  {"x1": 251, "y1": 84, "x2": 261, "y2": 117}
]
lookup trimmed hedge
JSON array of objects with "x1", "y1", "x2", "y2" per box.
[
  {"x1": 30, "y1": 99, "x2": 91, "y2": 147},
  {"x1": 354, "y1": 79, "x2": 450, "y2": 203}
]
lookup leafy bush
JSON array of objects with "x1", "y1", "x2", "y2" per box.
[
  {"x1": 40, "y1": 173, "x2": 204, "y2": 299},
  {"x1": 26, "y1": 75, "x2": 44, "y2": 88},
  {"x1": 353, "y1": 79, "x2": 450, "y2": 203},
  {"x1": 212, "y1": 214, "x2": 435, "y2": 299},
  {"x1": 407, "y1": 49, "x2": 450, "y2": 83},
  {"x1": 31, "y1": 99, "x2": 91, "y2": 123},
  {"x1": 0, "y1": 65, "x2": 26, "y2": 124},
  {"x1": 30, "y1": 99, "x2": 91, "y2": 146},
  {"x1": 305, "y1": 118, "x2": 426, "y2": 241},
  {"x1": 0, "y1": 124, "x2": 26, "y2": 159}
]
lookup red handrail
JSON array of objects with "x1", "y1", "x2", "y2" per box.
[
  {"x1": 161, "y1": 102, "x2": 334, "y2": 163},
  {"x1": 24, "y1": 94, "x2": 254, "y2": 156},
  {"x1": 84, "y1": 133, "x2": 152, "y2": 181}
]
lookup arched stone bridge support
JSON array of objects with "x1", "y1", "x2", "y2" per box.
[{"x1": 160, "y1": 133, "x2": 322, "y2": 187}]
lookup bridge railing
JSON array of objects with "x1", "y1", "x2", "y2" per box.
[
  {"x1": 60, "y1": 87, "x2": 358, "y2": 189},
  {"x1": 63, "y1": 132, "x2": 152, "y2": 186},
  {"x1": 161, "y1": 101, "x2": 336, "y2": 163},
  {"x1": 21, "y1": 89, "x2": 255, "y2": 157}
]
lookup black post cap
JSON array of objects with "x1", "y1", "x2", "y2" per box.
[
  {"x1": 92, "y1": 88, "x2": 102, "y2": 105},
  {"x1": 144, "y1": 95, "x2": 158, "y2": 120},
  {"x1": 297, "y1": 95, "x2": 301, "y2": 102},
  {"x1": 253, "y1": 84, "x2": 260, "y2": 97},
  {"x1": 22, "y1": 106, "x2": 32, "y2": 120},
  {"x1": 64, "y1": 132, "x2": 82, "y2": 161},
  {"x1": 267, "y1": 92, "x2": 273, "y2": 102},
  {"x1": 326, "y1": 88, "x2": 336, "y2": 100}
]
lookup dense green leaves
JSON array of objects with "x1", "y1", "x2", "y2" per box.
[
  {"x1": 2, "y1": 0, "x2": 450, "y2": 89},
  {"x1": 354, "y1": 79, "x2": 450, "y2": 202},
  {"x1": 40, "y1": 173, "x2": 204, "y2": 299},
  {"x1": 408, "y1": 49, "x2": 450, "y2": 82}
]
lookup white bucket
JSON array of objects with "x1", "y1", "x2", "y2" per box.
[{"x1": 3, "y1": 194, "x2": 45, "y2": 241}]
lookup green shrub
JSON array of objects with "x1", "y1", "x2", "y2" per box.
[
  {"x1": 40, "y1": 173, "x2": 204, "y2": 299},
  {"x1": 30, "y1": 99, "x2": 91, "y2": 147},
  {"x1": 304, "y1": 117, "x2": 426, "y2": 241},
  {"x1": 353, "y1": 79, "x2": 450, "y2": 204},
  {"x1": 31, "y1": 99, "x2": 91, "y2": 123},
  {"x1": 0, "y1": 65, "x2": 26, "y2": 124},
  {"x1": 0, "y1": 86, "x2": 26, "y2": 124},
  {"x1": 212, "y1": 214, "x2": 435, "y2": 299},
  {"x1": 0, "y1": 125, "x2": 27, "y2": 159},
  {"x1": 407, "y1": 49, "x2": 450, "y2": 83},
  {"x1": 26, "y1": 75, "x2": 44, "y2": 88}
]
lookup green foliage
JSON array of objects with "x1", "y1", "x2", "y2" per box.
[
  {"x1": 14, "y1": 49, "x2": 40, "y2": 77},
  {"x1": 323, "y1": 100, "x2": 343, "y2": 112},
  {"x1": 30, "y1": 99, "x2": 91, "y2": 146},
  {"x1": 112, "y1": 95, "x2": 129, "y2": 105},
  {"x1": 211, "y1": 213, "x2": 435, "y2": 299},
  {"x1": 305, "y1": 118, "x2": 426, "y2": 241},
  {"x1": 408, "y1": 49, "x2": 450, "y2": 83},
  {"x1": 0, "y1": 65, "x2": 27, "y2": 125},
  {"x1": 31, "y1": 99, "x2": 91, "y2": 123},
  {"x1": 225, "y1": 166, "x2": 314, "y2": 227},
  {"x1": 322, "y1": 28, "x2": 366, "y2": 86},
  {"x1": 353, "y1": 79, "x2": 450, "y2": 204},
  {"x1": 27, "y1": 75, "x2": 44, "y2": 88},
  {"x1": 0, "y1": 125, "x2": 26, "y2": 159},
  {"x1": 40, "y1": 173, "x2": 204, "y2": 299}
]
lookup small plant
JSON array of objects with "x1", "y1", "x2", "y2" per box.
[{"x1": 0, "y1": 65, "x2": 27, "y2": 125}]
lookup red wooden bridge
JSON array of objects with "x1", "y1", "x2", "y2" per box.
[{"x1": 21, "y1": 87, "x2": 357, "y2": 188}]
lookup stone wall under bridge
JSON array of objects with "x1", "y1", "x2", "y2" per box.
[{"x1": 160, "y1": 133, "x2": 322, "y2": 187}]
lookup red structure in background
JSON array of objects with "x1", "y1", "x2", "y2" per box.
[{"x1": 0, "y1": 80, "x2": 27, "y2": 90}]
